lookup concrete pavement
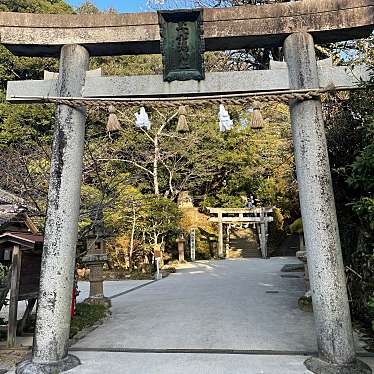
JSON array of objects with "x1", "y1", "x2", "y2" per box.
[
  {"x1": 63, "y1": 257, "x2": 374, "y2": 373},
  {"x1": 0, "y1": 280, "x2": 153, "y2": 322},
  {"x1": 67, "y1": 352, "x2": 374, "y2": 374},
  {"x1": 7, "y1": 258, "x2": 374, "y2": 373},
  {"x1": 73, "y1": 258, "x2": 317, "y2": 352},
  {"x1": 76, "y1": 279, "x2": 154, "y2": 303}
]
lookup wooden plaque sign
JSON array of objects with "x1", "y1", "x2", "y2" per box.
[
  {"x1": 158, "y1": 9, "x2": 205, "y2": 82},
  {"x1": 19, "y1": 251, "x2": 42, "y2": 300}
]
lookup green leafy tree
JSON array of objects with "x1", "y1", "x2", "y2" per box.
[
  {"x1": 0, "y1": 0, "x2": 73, "y2": 13},
  {"x1": 323, "y1": 38, "x2": 374, "y2": 323},
  {"x1": 77, "y1": 1, "x2": 99, "y2": 14}
]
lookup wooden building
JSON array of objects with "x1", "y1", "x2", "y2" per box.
[
  {"x1": 0, "y1": 188, "x2": 38, "y2": 234},
  {"x1": 0, "y1": 189, "x2": 41, "y2": 347}
]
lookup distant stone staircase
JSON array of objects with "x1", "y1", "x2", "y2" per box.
[{"x1": 228, "y1": 228, "x2": 261, "y2": 258}]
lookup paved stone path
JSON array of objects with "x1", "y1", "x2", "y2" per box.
[
  {"x1": 76, "y1": 279, "x2": 154, "y2": 303},
  {"x1": 0, "y1": 280, "x2": 153, "y2": 323},
  {"x1": 229, "y1": 228, "x2": 260, "y2": 258},
  {"x1": 56, "y1": 259, "x2": 374, "y2": 372}
]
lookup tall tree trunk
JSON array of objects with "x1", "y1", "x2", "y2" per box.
[
  {"x1": 129, "y1": 206, "x2": 136, "y2": 270},
  {"x1": 154, "y1": 135, "x2": 159, "y2": 195}
]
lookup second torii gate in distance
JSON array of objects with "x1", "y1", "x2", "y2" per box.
[
  {"x1": 208, "y1": 207, "x2": 274, "y2": 259},
  {"x1": 2, "y1": 1, "x2": 373, "y2": 373}
]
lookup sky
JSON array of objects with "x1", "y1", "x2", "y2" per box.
[{"x1": 67, "y1": 0, "x2": 150, "y2": 13}]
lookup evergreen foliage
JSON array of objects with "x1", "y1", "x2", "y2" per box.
[
  {"x1": 0, "y1": 0, "x2": 73, "y2": 13},
  {"x1": 0, "y1": 0, "x2": 372, "y2": 327},
  {"x1": 323, "y1": 38, "x2": 374, "y2": 325}
]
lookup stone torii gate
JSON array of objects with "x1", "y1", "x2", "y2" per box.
[
  {"x1": 1, "y1": 1, "x2": 373, "y2": 373},
  {"x1": 208, "y1": 207, "x2": 274, "y2": 259}
]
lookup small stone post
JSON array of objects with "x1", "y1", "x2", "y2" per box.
[
  {"x1": 259, "y1": 209, "x2": 267, "y2": 258},
  {"x1": 176, "y1": 234, "x2": 186, "y2": 263},
  {"x1": 225, "y1": 224, "x2": 230, "y2": 257},
  {"x1": 155, "y1": 257, "x2": 162, "y2": 280},
  {"x1": 17, "y1": 44, "x2": 89, "y2": 374},
  {"x1": 217, "y1": 212, "x2": 224, "y2": 258},
  {"x1": 284, "y1": 33, "x2": 371, "y2": 374}
]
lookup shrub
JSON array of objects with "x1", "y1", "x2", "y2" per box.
[
  {"x1": 368, "y1": 297, "x2": 374, "y2": 332},
  {"x1": 70, "y1": 303, "x2": 109, "y2": 338}
]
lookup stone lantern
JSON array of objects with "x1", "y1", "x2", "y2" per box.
[{"x1": 82, "y1": 227, "x2": 111, "y2": 307}]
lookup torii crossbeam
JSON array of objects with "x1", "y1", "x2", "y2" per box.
[{"x1": 0, "y1": 0, "x2": 372, "y2": 56}]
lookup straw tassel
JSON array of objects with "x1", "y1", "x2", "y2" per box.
[
  {"x1": 106, "y1": 105, "x2": 122, "y2": 132},
  {"x1": 250, "y1": 101, "x2": 264, "y2": 130},
  {"x1": 176, "y1": 105, "x2": 189, "y2": 133}
]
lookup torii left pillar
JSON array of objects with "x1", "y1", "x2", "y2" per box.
[{"x1": 17, "y1": 44, "x2": 89, "y2": 374}]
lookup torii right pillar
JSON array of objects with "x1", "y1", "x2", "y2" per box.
[{"x1": 284, "y1": 32, "x2": 371, "y2": 374}]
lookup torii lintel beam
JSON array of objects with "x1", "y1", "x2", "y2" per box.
[
  {"x1": 209, "y1": 217, "x2": 274, "y2": 223},
  {"x1": 6, "y1": 62, "x2": 370, "y2": 103},
  {"x1": 0, "y1": 0, "x2": 373, "y2": 57},
  {"x1": 208, "y1": 207, "x2": 273, "y2": 214}
]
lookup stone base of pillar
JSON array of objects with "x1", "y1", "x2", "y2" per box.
[
  {"x1": 305, "y1": 357, "x2": 372, "y2": 374},
  {"x1": 84, "y1": 296, "x2": 111, "y2": 308},
  {"x1": 16, "y1": 354, "x2": 80, "y2": 374}
]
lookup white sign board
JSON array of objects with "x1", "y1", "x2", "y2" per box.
[{"x1": 190, "y1": 228, "x2": 196, "y2": 262}]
